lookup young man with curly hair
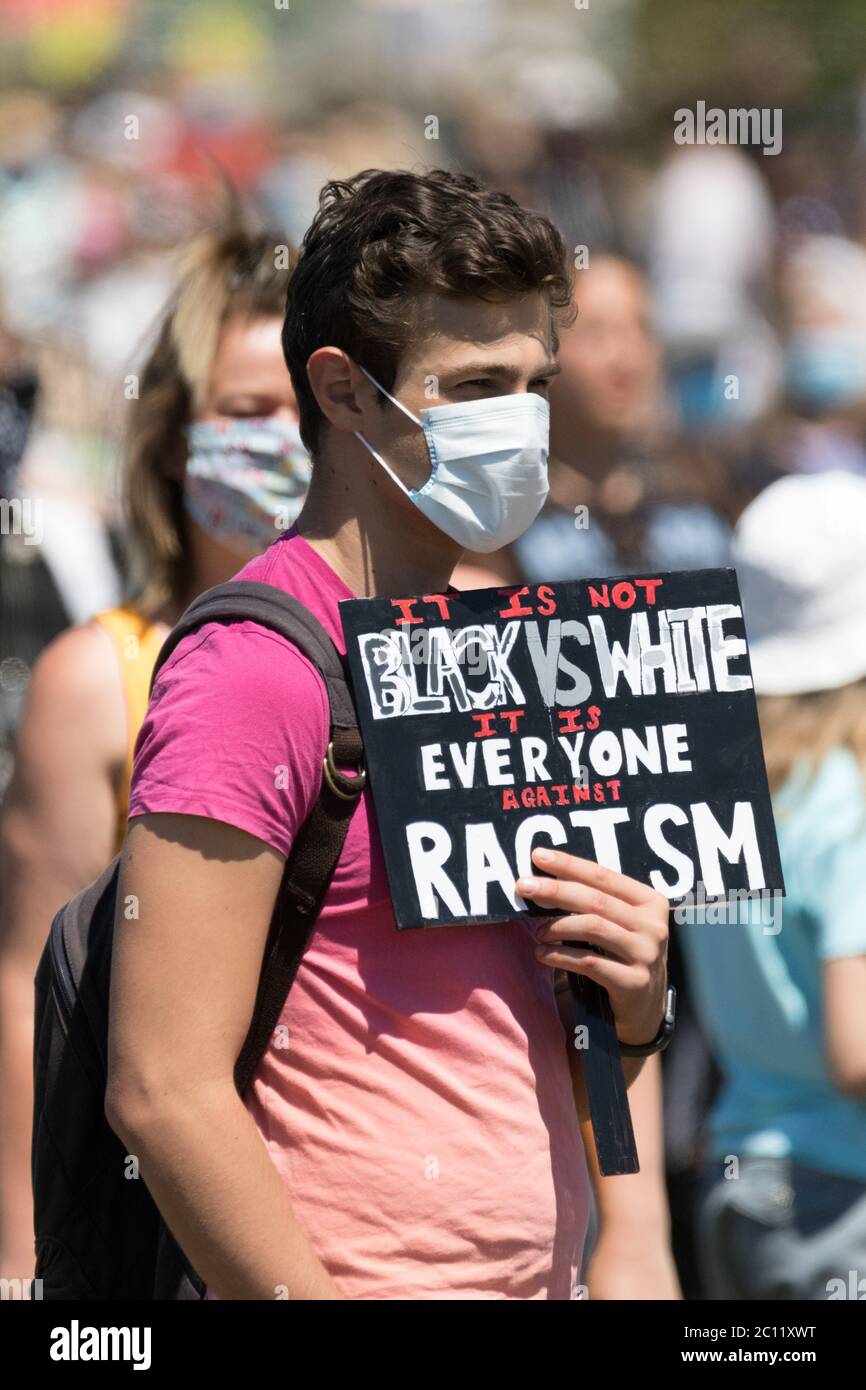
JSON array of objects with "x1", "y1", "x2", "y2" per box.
[{"x1": 107, "y1": 170, "x2": 670, "y2": 1301}]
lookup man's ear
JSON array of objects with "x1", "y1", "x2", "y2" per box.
[{"x1": 307, "y1": 347, "x2": 373, "y2": 436}]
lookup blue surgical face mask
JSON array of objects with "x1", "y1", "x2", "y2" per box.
[
  {"x1": 784, "y1": 328, "x2": 866, "y2": 413},
  {"x1": 353, "y1": 364, "x2": 550, "y2": 553},
  {"x1": 184, "y1": 415, "x2": 312, "y2": 553}
]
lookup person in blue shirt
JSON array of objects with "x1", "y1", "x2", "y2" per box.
[{"x1": 679, "y1": 469, "x2": 866, "y2": 1300}]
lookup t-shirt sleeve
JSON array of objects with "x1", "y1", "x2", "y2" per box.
[{"x1": 128, "y1": 620, "x2": 329, "y2": 858}]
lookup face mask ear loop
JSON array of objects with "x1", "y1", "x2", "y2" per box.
[
  {"x1": 354, "y1": 431, "x2": 414, "y2": 498},
  {"x1": 354, "y1": 362, "x2": 425, "y2": 497},
  {"x1": 356, "y1": 362, "x2": 423, "y2": 427}
]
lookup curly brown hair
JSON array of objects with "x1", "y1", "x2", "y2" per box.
[{"x1": 282, "y1": 168, "x2": 575, "y2": 455}]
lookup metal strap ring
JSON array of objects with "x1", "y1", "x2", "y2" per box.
[{"x1": 323, "y1": 741, "x2": 367, "y2": 800}]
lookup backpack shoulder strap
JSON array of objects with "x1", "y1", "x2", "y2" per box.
[
  {"x1": 149, "y1": 580, "x2": 357, "y2": 731},
  {"x1": 147, "y1": 579, "x2": 365, "y2": 1096}
]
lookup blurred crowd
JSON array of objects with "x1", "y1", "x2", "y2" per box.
[
  {"x1": 5, "y1": 2, "x2": 866, "y2": 758},
  {"x1": 2, "y1": 0, "x2": 866, "y2": 1302}
]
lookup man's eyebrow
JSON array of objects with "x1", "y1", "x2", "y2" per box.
[{"x1": 444, "y1": 359, "x2": 562, "y2": 380}]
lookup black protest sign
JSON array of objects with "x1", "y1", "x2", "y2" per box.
[{"x1": 339, "y1": 569, "x2": 784, "y2": 933}]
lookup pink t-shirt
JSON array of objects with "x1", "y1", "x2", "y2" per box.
[{"x1": 128, "y1": 528, "x2": 589, "y2": 1300}]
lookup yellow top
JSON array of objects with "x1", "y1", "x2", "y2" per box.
[{"x1": 92, "y1": 604, "x2": 168, "y2": 855}]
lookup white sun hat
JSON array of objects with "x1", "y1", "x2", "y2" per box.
[{"x1": 732, "y1": 470, "x2": 866, "y2": 695}]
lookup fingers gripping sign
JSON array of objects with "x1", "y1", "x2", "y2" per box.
[{"x1": 516, "y1": 846, "x2": 669, "y2": 1049}]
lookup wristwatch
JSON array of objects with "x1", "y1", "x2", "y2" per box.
[{"x1": 618, "y1": 985, "x2": 677, "y2": 1056}]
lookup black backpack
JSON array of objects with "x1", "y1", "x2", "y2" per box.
[{"x1": 30, "y1": 580, "x2": 366, "y2": 1299}]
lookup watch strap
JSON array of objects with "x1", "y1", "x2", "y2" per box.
[{"x1": 618, "y1": 985, "x2": 677, "y2": 1056}]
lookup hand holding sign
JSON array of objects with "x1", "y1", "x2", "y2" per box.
[
  {"x1": 339, "y1": 569, "x2": 783, "y2": 1175},
  {"x1": 516, "y1": 846, "x2": 669, "y2": 1048}
]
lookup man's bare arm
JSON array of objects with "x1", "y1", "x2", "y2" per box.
[
  {"x1": 105, "y1": 813, "x2": 344, "y2": 1300},
  {"x1": 563, "y1": 1020, "x2": 680, "y2": 1299}
]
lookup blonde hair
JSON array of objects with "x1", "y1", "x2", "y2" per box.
[
  {"x1": 124, "y1": 219, "x2": 297, "y2": 617},
  {"x1": 759, "y1": 677, "x2": 866, "y2": 795}
]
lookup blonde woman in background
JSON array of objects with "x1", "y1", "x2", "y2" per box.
[
  {"x1": 677, "y1": 470, "x2": 866, "y2": 1299},
  {"x1": 0, "y1": 220, "x2": 307, "y2": 1279}
]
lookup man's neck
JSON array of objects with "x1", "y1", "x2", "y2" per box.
[{"x1": 294, "y1": 442, "x2": 461, "y2": 598}]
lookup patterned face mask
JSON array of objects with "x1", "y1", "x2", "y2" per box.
[{"x1": 183, "y1": 415, "x2": 312, "y2": 554}]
